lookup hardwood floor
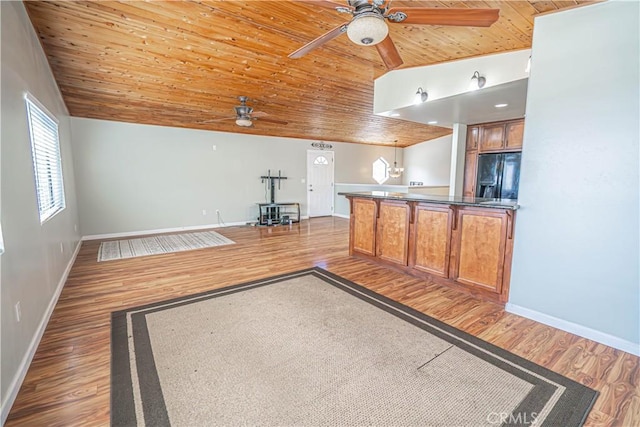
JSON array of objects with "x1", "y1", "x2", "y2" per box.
[{"x1": 6, "y1": 217, "x2": 639, "y2": 426}]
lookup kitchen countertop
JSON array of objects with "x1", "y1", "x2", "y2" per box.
[{"x1": 338, "y1": 191, "x2": 519, "y2": 210}]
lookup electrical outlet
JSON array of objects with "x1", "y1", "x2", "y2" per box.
[
  {"x1": 74, "y1": 224, "x2": 78, "y2": 232},
  {"x1": 60, "y1": 242, "x2": 64, "y2": 253},
  {"x1": 202, "y1": 209, "x2": 207, "y2": 216},
  {"x1": 15, "y1": 302, "x2": 21, "y2": 322},
  {"x1": 212, "y1": 145, "x2": 217, "y2": 151}
]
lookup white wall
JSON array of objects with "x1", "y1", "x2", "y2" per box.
[
  {"x1": 509, "y1": 1, "x2": 639, "y2": 354},
  {"x1": 374, "y1": 49, "x2": 531, "y2": 114},
  {"x1": 1, "y1": 1, "x2": 81, "y2": 419},
  {"x1": 402, "y1": 134, "x2": 452, "y2": 187},
  {"x1": 71, "y1": 118, "x2": 404, "y2": 237}
]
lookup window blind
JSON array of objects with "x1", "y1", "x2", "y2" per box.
[{"x1": 25, "y1": 95, "x2": 66, "y2": 223}]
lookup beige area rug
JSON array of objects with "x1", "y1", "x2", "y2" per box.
[
  {"x1": 97, "y1": 230, "x2": 234, "y2": 262},
  {"x1": 111, "y1": 269, "x2": 597, "y2": 426}
]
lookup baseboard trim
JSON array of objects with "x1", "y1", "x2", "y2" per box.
[
  {"x1": 505, "y1": 303, "x2": 640, "y2": 356},
  {"x1": 82, "y1": 222, "x2": 247, "y2": 241},
  {"x1": 1, "y1": 239, "x2": 82, "y2": 425},
  {"x1": 333, "y1": 213, "x2": 350, "y2": 219}
]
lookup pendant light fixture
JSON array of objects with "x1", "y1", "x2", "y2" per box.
[{"x1": 388, "y1": 141, "x2": 404, "y2": 178}]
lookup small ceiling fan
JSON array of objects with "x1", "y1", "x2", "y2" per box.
[
  {"x1": 199, "y1": 96, "x2": 288, "y2": 127},
  {"x1": 289, "y1": 0, "x2": 500, "y2": 70}
]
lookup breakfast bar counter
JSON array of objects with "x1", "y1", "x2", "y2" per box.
[{"x1": 339, "y1": 191, "x2": 518, "y2": 303}]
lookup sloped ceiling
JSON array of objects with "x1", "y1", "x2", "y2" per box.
[{"x1": 24, "y1": 1, "x2": 595, "y2": 147}]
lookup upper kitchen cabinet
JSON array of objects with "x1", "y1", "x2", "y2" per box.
[
  {"x1": 466, "y1": 126, "x2": 479, "y2": 151},
  {"x1": 479, "y1": 123, "x2": 505, "y2": 152},
  {"x1": 505, "y1": 120, "x2": 525, "y2": 150},
  {"x1": 478, "y1": 119, "x2": 525, "y2": 153}
]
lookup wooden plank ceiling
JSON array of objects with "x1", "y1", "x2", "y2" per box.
[{"x1": 24, "y1": 1, "x2": 594, "y2": 147}]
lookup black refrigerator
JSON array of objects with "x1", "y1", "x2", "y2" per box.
[{"x1": 475, "y1": 152, "x2": 521, "y2": 200}]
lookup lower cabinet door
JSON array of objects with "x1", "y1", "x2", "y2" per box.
[
  {"x1": 376, "y1": 201, "x2": 410, "y2": 266},
  {"x1": 410, "y1": 204, "x2": 453, "y2": 278},
  {"x1": 351, "y1": 198, "x2": 377, "y2": 256},
  {"x1": 450, "y1": 208, "x2": 508, "y2": 293}
]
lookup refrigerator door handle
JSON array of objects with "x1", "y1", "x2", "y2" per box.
[{"x1": 496, "y1": 155, "x2": 505, "y2": 199}]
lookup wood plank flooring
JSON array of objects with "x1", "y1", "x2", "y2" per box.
[{"x1": 6, "y1": 217, "x2": 639, "y2": 426}]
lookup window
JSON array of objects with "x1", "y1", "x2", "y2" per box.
[
  {"x1": 25, "y1": 94, "x2": 65, "y2": 223},
  {"x1": 372, "y1": 157, "x2": 390, "y2": 184},
  {"x1": 313, "y1": 155, "x2": 329, "y2": 165}
]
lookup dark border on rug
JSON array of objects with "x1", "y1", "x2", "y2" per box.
[
  {"x1": 316, "y1": 269, "x2": 599, "y2": 427},
  {"x1": 111, "y1": 267, "x2": 598, "y2": 427},
  {"x1": 110, "y1": 269, "x2": 314, "y2": 426}
]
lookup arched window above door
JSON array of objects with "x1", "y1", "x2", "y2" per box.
[{"x1": 313, "y1": 155, "x2": 329, "y2": 165}]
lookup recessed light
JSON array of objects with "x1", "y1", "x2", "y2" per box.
[
  {"x1": 495, "y1": 103, "x2": 508, "y2": 108},
  {"x1": 427, "y1": 121, "x2": 438, "y2": 125}
]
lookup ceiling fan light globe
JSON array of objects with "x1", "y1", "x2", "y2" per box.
[
  {"x1": 235, "y1": 117, "x2": 253, "y2": 127},
  {"x1": 347, "y1": 13, "x2": 388, "y2": 46}
]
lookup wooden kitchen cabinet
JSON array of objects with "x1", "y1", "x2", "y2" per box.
[
  {"x1": 350, "y1": 197, "x2": 377, "y2": 256},
  {"x1": 466, "y1": 126, "x2": 479, "y2": 151},
  {"x1": 465, "y1": 119, "x2": 524, "y2": 199},
  {"x1": 376, "y1": 200, "x2": 410, "y2": 266},
  {"x1": 479, "y1": 123, "x2": 505, "y2": 152},
  {"x1": 478, "y1": 119, "x2": 525, "y2": 152},
  {"x1": 505, "y1": 120, "x2": 525, "y2": 150},
  {"x1": 462, "y1": 151, "x2": 478, "y2": 198},
  {"x1": 345, "y1": 195, "x2": 515, "y2": 303},
  {"x1": 449, "y1": 207, "x2": 512, "y2": 295},
  {"x1": 410, "y1": 203, "x2": 453, "y2": 278}
]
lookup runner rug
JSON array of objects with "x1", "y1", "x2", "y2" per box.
[
  {"x1": 98, "y1": 230, "x2": 234, "y2": 262},
  {"x1": 111, "y1": 268, "x2": 597, "y2": 426}
]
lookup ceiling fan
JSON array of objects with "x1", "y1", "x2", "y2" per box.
[
  {"x1": 199, "y1": 96, "x2": 288, "y2": 127},
  {"x1": 289, "y1": 0, "x2": 500, "y2": 70}
]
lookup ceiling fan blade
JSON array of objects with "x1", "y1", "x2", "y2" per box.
[
  {"x1": 288, "y1": 23, "x2": 348, "y2": 59},
  {"x1": 386, "y1": 8, "x2": 499, "y2": 27},
  {"x1": 251, "y1": 111, "x2": 269, "y2": 118},
  {"x1": 198, "y1": 117, "x2": 234, "y2": 124},
  {"x1": 294, "y1": 0, "x2": 353, "y2": 11},
  {"x1": 257, "y1": 117, "x2": 289, "y2": 125},
  {"x1": 376, "y1": 35, "x2": 403, "y2": 70}
]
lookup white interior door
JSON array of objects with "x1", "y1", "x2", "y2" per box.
[{"x1": 307, "y1": 150, "x2": 334, "y2": 217}]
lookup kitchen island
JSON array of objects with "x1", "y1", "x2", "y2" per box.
[{"x1": 339, "y1": 191, "x2": 518, "y2": 303}]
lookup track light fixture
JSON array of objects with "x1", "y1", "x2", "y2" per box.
[
  {"x1": 469, "y1": 71, "x2": 486, "y2": 91},
  {"x1": 414, "y1": 87, "x2": 428, "y2": 105}
]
